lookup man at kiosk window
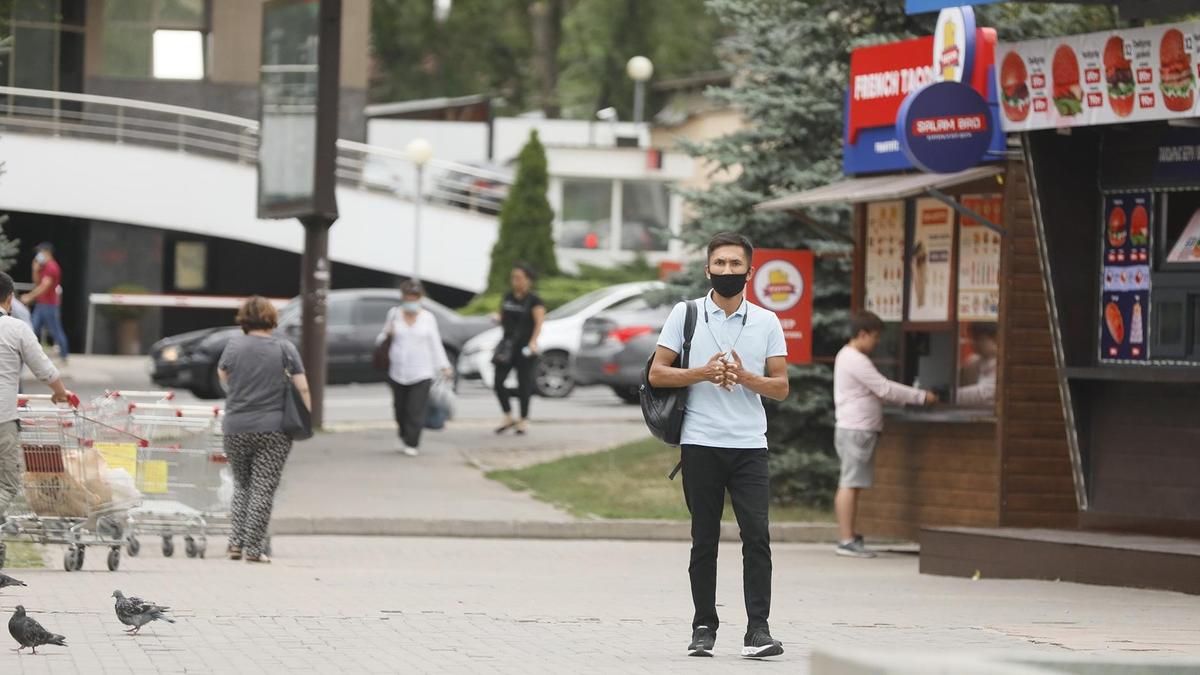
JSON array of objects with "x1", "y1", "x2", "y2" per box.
[{"x1": 648, "y1": 231, "x2": 789, "y2": 659}]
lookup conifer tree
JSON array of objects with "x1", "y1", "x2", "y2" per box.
[{"x1": 487, "y1": 130, "x2": 559, "y2": 292}]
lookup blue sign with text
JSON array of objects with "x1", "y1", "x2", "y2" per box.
[
  {"x1": 906, "y1": 0, "x2": 1001, "y2": 14},
  {"x1": 896, "y1": 81, "x2": 994, "y2": 174}
]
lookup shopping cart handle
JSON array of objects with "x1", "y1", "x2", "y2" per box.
[{"x1": 68, "y1": 392, "x2": 80, "y2": 408}]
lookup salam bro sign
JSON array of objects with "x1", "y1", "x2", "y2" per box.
[
  {"x1": 897, "y1": 80, "x2": 996, "y2": 173},
  {"x1": 911, "y1": 113, "x2": 988, "y2": 136}
]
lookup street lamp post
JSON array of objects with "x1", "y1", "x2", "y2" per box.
[
  {"x1": 626, "y1": 55, "x2": 654, "y2": 125},
  {"x1": 406, "y1": 137, "x2": 433, "y2": 280}
]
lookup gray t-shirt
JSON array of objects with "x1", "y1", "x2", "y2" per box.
[{"x1": 219, "y1": 335, "x2": 305, "y2": 435}]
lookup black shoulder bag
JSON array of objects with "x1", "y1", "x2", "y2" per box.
[
  {"x1": 279, "y1": 341, "x2": 313, "y2": 440},
  {"x1": 638, "y1": 300, "x2": 698, "y2": 476}
]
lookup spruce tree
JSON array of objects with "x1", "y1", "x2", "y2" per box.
[{"x1": 487, "y1": 130, "x2": 559, "y2": 292}]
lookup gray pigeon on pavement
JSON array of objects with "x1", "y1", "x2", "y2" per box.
[
  {"x1": 9, "y1": 605, "x2": 67, "y2": 654},
  {"x1": 0, "y1": 572, "x2": 26, "y2": 591},
  {"x1": 112, "y1": 590, "x2": 175, "y2": 635}
]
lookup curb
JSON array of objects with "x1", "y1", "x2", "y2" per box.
[{"x1": 270, "y1": 517, "x2": 840, "y2": 543}]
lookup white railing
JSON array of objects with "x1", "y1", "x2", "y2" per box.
[{"x1": 0, "y1": 86, "x2": 511, "y2": 213}]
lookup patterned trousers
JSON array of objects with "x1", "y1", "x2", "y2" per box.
[{"x1": 225, "y1": 431, "x2": 292, "y2": 558}]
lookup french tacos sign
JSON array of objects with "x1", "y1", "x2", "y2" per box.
[{"x1": 997, "y1": 21, "x2": 1200, "y2": 131}]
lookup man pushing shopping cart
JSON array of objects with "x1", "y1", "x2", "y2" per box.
[{"x1": 0, "y1": 271, "x2": 75, "y2": 561}]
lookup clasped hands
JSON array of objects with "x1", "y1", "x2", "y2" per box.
[{"x1": 701, "y1": 351, "x2": 745, "y2": 391}]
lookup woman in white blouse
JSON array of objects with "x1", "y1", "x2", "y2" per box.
[{"x1": 378, "y1": 280, "x2": 453, "y2": 456}]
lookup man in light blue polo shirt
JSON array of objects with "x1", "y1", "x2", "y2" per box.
[{"x1": 649, "y1": 231, "x2": 789, "y2": 659}]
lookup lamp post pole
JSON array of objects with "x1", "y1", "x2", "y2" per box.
[
  {"x1": 406, "y1": 138, "x2": 433, "y2": 280},
  {"x1": 626, "y1": 55, "x2": 654, "y2": 126}
]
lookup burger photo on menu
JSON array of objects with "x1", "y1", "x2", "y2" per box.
[
  {"x1": 1108, "y1": 206, "x2": 1128, "y2": 248},
  {"x1": 1052, "y1": 44, "x2": 1083, "y2": 117},
  {"x1": 1161, "y1": 28, "x2": 1196, "y2": 113},
  {"x1": 1104, "y1": 36, "x2": 1134, "y2": 117},
  {"x1": 1130, "y1": 204, "x2": 1149, "y2": 246},
  {"x1": 1000, "y1": 51, "x2": 1031, "y2": 121}
]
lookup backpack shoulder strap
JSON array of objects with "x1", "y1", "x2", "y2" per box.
[{"x1": 681, "y1": 300, "x2": 698, "y2": 368}]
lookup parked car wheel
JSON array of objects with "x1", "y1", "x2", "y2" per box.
[
  {"x1": 611, "y1": 385, "x2": 641, "y2": 405},
  {"x1": 535, "y1": 351, "x2": 574, "y2": 398}
]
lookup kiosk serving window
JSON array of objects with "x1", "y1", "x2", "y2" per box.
[{"x1": 862, "y1": 190, "x2": 1003, "y2": 412}]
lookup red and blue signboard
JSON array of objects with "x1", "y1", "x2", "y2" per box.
[{"x1": 843, "y1": 7, "x2": 1005, "y2": 175}]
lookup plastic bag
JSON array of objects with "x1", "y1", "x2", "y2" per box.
[
  {"x1": 424, "y1": 376, "x2": 457, "y2": 430},
  {"x1": 105, "y1": 468, "x2": 141, "y2": 505}
]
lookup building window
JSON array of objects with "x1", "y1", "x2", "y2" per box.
[
  {"x1": 560, "y1": 180, "x2": 612, "y2": 250},
  {"x1": 173, "y1": 240, "x2": 207, "y2": 291},
  {"x1": 621, "y1": 181, "x2": 670, "y2": 251},
  {"x1": 152, "y1": 29, "x2": 203, "y2": 79},
  {"x1": 103, "y1": 0, "x2": 206, "y2": 79},
  {"x1": 0, "y1": 0, "x2": 86, "y2": 101}
]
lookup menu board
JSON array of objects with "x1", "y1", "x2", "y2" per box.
[
  {"x1": 909, "y1": 198, "x2": 954, "y2": 323},
  {"x1": 1167, "y1": 207, "x2": 1200, "y2": 264},
  {"x1": 997, "y1": 21, "x2": 1200, "y2": 131},
  {"x1": 958, "y1": 194, "x2": 1002, "y2": 322},
  {"x1": 1099, "y1": 192, "x2": 1152, "y2": 363},
  {"x1": 865, "y1": 201, "x2": 905, "y2": 321}
]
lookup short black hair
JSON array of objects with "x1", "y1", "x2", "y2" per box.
[
  {"x1": 706, "y1": 231, "x2": 753, "y2": 264},
  {"x1": 0, "y1": 272, "x2": 12, "y2": 303},
  {"x1": 35, "y1": 242, "x2": 54, "y2": 254},
  {"x1": 512, "y1": 262, "x2": 537, "y2": 282},
  {"x1": 400, "y1": 279, "x2": 425, "y2": 297},
  {"x1": 850, "y1": 310, "x2": 884, "y2": 338}
]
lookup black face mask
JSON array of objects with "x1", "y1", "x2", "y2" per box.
[{"x1": 709, "y1": 272, "x2": 748, "y2": 299}]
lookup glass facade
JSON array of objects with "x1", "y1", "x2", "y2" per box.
[
  {"x1": 103, "y1": 0, "x2": 206, "y2": 79},
  {"x1": 0, "y1": 0, "x2": 86, "y2": 104}
]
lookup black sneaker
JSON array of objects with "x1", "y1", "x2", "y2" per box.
[
  {"x1": 742, "y1": 629, "x2": 783, "y2": 658},
  {"x1": 688, "y1": 625, "x2": 716, "y2": 657}
]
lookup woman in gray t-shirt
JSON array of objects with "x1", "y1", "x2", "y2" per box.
[{"x1": 218, "y1": 296, "x2": 310, "y2": 563}]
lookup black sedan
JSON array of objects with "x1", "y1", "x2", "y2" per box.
[
  {"x1": 574, "y1": 303, "x2": 676, "y2": 404},
  {"x1": 151, "y1": 288, "x2": 493, "y2": 398}
]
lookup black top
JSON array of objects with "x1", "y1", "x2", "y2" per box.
[{"x1": 500, "y1": 292, "x2": 544, "y2": 350}]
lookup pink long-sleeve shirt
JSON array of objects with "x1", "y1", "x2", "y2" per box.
[{"x1": 833, "y1": 345, "x2": 926, "y2": 432}]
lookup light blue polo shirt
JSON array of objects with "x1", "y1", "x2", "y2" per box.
[{"x1": 657, "y1": 294, "x2": 788, "y2": 449}]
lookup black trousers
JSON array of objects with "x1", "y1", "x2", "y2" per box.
[
  {"x1": 494, "y1": 352, "x2": 537, "y2": 418},
  {"x1": 681, "y1": 445, "x2": 772, "y2": 634},
  {"x1": 387, "y1": 377, "x2": 433, "y2": 448}
]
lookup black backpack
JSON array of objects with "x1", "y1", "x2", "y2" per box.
[{"x1": 639, "y1": 300, "x2": 698, "y2": 472}]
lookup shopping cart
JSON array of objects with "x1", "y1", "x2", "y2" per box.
[
  {"x1": 119, "y1": 402, "x2": 230, "y2": 560},
  {"x1": 2, "y1": 395, "x2": 143, "y2": 572}
]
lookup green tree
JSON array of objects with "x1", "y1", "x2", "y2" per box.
[{"x1": 487, "y1": 130, "x2": 559, "y2": 292}]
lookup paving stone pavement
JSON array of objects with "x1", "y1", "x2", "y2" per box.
[{"x1": 2, "y1": 536, "x2": 1199, "y2": 674}]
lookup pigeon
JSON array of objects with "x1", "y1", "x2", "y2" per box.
[
  {"x1": 9, "y1": 605, "x2": 67, "y2": 654},
  {"x1": 112, "y1": 590, "x2": 175, "y2": 635},
  {"x1": 0, "y1": 572, "x2": 26, "y2": 591}
]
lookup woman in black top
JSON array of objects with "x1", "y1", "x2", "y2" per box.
[{"x1": 494, "y1": 264, "x2": 546, "y2": 434}]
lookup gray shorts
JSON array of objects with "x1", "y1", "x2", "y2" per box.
[{"x1": 835, "y1": 428, "x2": 880, "y2": 489}]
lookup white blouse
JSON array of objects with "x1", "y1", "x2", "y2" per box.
[{"x1": 377, "y1": 308, "x2": 451, "y2": 385}]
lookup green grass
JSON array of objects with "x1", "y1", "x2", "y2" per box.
[
  {"x1": 487, "y1": 438, "x2": 833, "y2": 522},
  {"x1": 4, "y1": 542, "x2": 45, "y2": 568}
]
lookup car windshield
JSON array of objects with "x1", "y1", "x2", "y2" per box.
[{"x1": 546, "y1": 287, "x2": 627, "y2": 320}]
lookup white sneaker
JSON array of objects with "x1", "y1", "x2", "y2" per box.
[{"x1": 400, "y1": 446, "x2": 419, "y2": 457}]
